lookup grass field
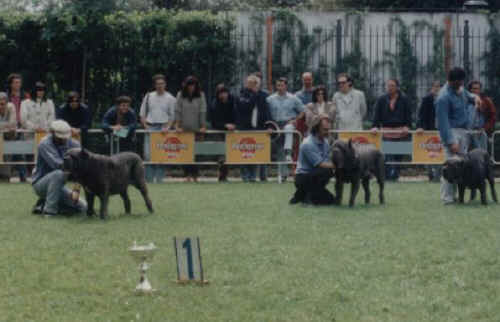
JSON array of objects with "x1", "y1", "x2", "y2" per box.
[{"x1": 2, "y1": 181, "x2": 500, "y2": 322}]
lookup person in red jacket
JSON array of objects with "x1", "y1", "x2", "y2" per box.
[{"x1": 468, "y1": 80, "x2": 496, "y2": 150}]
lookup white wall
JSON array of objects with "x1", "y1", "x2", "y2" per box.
[{"x1": 232, "y1": 10, "x2": 493, "y2": 100}]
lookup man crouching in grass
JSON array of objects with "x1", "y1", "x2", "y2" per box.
[
  {"x1": 290, "y1": 114, "x2": 336, "y2": 205},
  {"x1": 31, "y1": 120, "x2": 87, "y2": 217}
]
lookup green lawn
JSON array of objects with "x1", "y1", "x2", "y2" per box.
[{"x1": 1, "y1": 182, "x2": 500, "y2": 322}]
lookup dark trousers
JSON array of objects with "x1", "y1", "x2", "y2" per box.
[
  {"x1": 183, "y1": 165, "x2": 199, "y2": 178},
  {"x1": 292, "y1": 168, "x2": 335, "y2": 205}
]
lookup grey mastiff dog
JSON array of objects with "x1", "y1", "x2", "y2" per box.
[
  {"x1": 331, "y1": 139, "x2": 385, "y2": 207},
  {"x1": 64, "y1": 148, "x2": 154, "y2": 219},
  {"x1": 442, "y1": 148, "x2": 498, "y2": 205}
]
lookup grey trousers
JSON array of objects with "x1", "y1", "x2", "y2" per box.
[
  {"x1": 440, "y1": 128, "x2": 471, "y2": 203},
  {"x1": 33, "y1": 170, "x2": 87, "y2": 214}
]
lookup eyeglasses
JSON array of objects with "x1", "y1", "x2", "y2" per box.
[
  {"x1": 316, "y1": 92, "x2": 325, "y2": 96},
  {"x1": 337, "y1": 81, "x2": 347, "y2": 85}
]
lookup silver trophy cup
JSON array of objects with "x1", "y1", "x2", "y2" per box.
[{"x1": 129, "y1": 241, "x2": 157, "y2": 293}]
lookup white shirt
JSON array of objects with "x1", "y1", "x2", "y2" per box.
[
  {"x1": 139, "y1": 91, "x2": 176, "y2": 124},
  {"x1": 20, "y1": 98, "x2": 56, "y2": 131},
  {"x1": 332, "y1": 88, "x2": 367, "y2": 130}
]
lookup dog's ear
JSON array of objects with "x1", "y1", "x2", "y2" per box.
[{"x1": 80, "y1": 148, "x2": 89, "y2": 160}]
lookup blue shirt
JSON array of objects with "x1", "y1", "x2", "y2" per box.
[
  {"x1": 266, "y1": 92, "x2": 305, "y2": 123},
  {"x1": 102, "y1": 106, "x2": 137, "y2": 138},
  {"x1": 32, "y1": 134, "x2": 80, "y2": 184},
  {"x1": 296, "y1": 135, "x2": 330, "y2": 174},
  {"x1": 295, "y1": 88, "x2": 313, "y2": 105},
  {"x1": 436, "y1": 84, "x2": 475, "y2": 145}
]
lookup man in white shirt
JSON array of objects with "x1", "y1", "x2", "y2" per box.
[
  {"x1": 139, "y1": 74, "x2": 176, "y2": 183},
  {"x1": 332, "y1": 73, "x2": 367, "y2": 130}
]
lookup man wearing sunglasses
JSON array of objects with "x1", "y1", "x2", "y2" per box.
[
  {"x1": 57, "y1": 91, "x2": 92, "y2": 148},
  {"x1": 332, "y1": 73, "x2": 367, "y2": 131}
]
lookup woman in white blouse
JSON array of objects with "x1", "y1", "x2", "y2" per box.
[{"x1": 20, "y1": 81, "x2": 55, "y2": 134}]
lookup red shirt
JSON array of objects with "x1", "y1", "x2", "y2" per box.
[
  {"x1": 9, "y1": 94, "x2": 21, "y2": 125},
  {"x1": 481, "y1": 95, "x2": 496, "y2": 136}
]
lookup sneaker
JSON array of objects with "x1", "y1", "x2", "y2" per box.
[
  {"x1": 42, "y1": 211, "x2": 57, "y2": 218},
  {"x1": 443, "y1": 199, "x2": 455, "y2": 205},
  {"x1": 285, "y1": 154, "x2": 293, "y2": 162},
  {"x1": 32, "y1": 198, "x2": 45, "y2": 215}
]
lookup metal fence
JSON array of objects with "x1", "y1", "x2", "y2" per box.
[{"x1": 232, "y1": 18, "x2": 491, "y2": 108}]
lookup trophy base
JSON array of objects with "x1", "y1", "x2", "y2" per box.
[{"x1": 135, "y1": 278, "x2": 156, "y2": 294}]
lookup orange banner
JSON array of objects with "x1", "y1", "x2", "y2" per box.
[
  {"x1": 338, "y1": 132, "x2": 382, "y2": 149},
  {"x1": 412, "y1": 132, "x2": 445, "y2": 164},
  {"x1": 150, "y1": 132, "x2": 194, "y2": 163},
  {"x1": 226, "y1": 132, "x2": 271, "y2": 164}
]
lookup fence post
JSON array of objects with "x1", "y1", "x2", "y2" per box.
[
  {"x1": 463, "y1": 20, "x2": 470, "y2": 81},
  {"x1": 444, "y1": 16, "x2": 452, "y2": 76},
  {"x1": 266, "y1": 15, "x2": 274, "y2": 93},
  {"x1": 336, "y1": 19, "x2": 342, "y2": 72}
]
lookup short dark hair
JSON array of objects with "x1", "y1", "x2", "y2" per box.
[
  {"x1": 312, "y1": 85, "x2": 328, "y2": 103},
  {"x1": 448, "y1": 67, "x2": 466, "y2": 82},
  {"x1": 152, "y1": 74, "x2": 166, "y2": 84},
  {"x1": 276, "y1": 77, "x2": 288, "y2": 85},
  {"x1": 7, "y1": 73, "x2": 22, "y2": 87},
  {"x1": 467, "y1": 80, "x2": 482, "y2": 91},
  {"x1": 337, "y1": 73, "x2": 353, "y2": 87},
  {"x1": 67, "y1": 91, "x2": 80, "y2": 104},
  {"x1": 116, "y1": 95, "x2": 132, "y2": 104},
  {"x1": 387, "y1": 78, "x2": 400, "y2": 87},
  {"x1": 215, "y1": 83, "x2": 229, "y2": 99}
]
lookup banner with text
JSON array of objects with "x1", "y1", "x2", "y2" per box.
[
  {"x1": 226, "y1": 133, "x2": 271, "y2": 164},
  {"x1": 338, "y1": 132, "x2": 382, "y2": 150},
  {"x1": 150, "y1": 132, "x2": 195, "y2": 163},
  {"x1": 412, "y1": 132, "x2": 445, "y2": 164}
]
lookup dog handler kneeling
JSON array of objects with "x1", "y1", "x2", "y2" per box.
[
  {"x1": 31, "y1": 120, "x2": 87, "y2": 216},
  {"x1": 290, "y1": 114, "x2": 336, "y2": 205}
]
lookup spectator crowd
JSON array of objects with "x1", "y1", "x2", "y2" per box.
[{"x1": 0, "y1": 70, "x2": 496, "y2": 184}]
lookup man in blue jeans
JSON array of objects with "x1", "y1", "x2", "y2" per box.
[
  {"x1": 32, "y1": 120, "x2": 87, "y2": 216},
  {"x1": 436, "y1": 67, "x2": 480, "y2": 204}
]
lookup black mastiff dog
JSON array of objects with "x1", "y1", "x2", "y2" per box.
[
  {"x1": 442, "y1": 148, "x2": 497, "y2": 205},
  {"x1": 64, "y1": 148, "x2": 154, "y2": 219},
  {"x1": 331, "y1": 139, "x2": 385, "y2": 207}
]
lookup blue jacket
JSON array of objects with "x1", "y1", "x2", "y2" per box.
[
  {"x1": 436, "y1": 84, "x2": 475, "y2": 145},
  {"x1": 102, "y1": 106, "x2": 137, "y2": 138},
  {"x1": 235, "y1": 88, "x2": 271, "y2": 130},
  {"x1": 32, "y1": 135, "x2": 80, "y2": 184}
]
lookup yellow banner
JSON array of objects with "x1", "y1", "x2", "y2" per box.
[
  {"x1": 412, "y1": 132, "x2": 445, "y2": 164},
  {"x1": 150, "y1": 132, "x2": 195, "y2": 163},
  {"x1": 226, "y1": 132, "x2": 271, "y2": 164},
  {"x1": 338, "y1": 132, "x2": 382, "y2": 149}
]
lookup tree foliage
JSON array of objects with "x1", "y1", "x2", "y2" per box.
[{"x1": 0, "y1": 9, "x2": 237, "y2": 121}]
